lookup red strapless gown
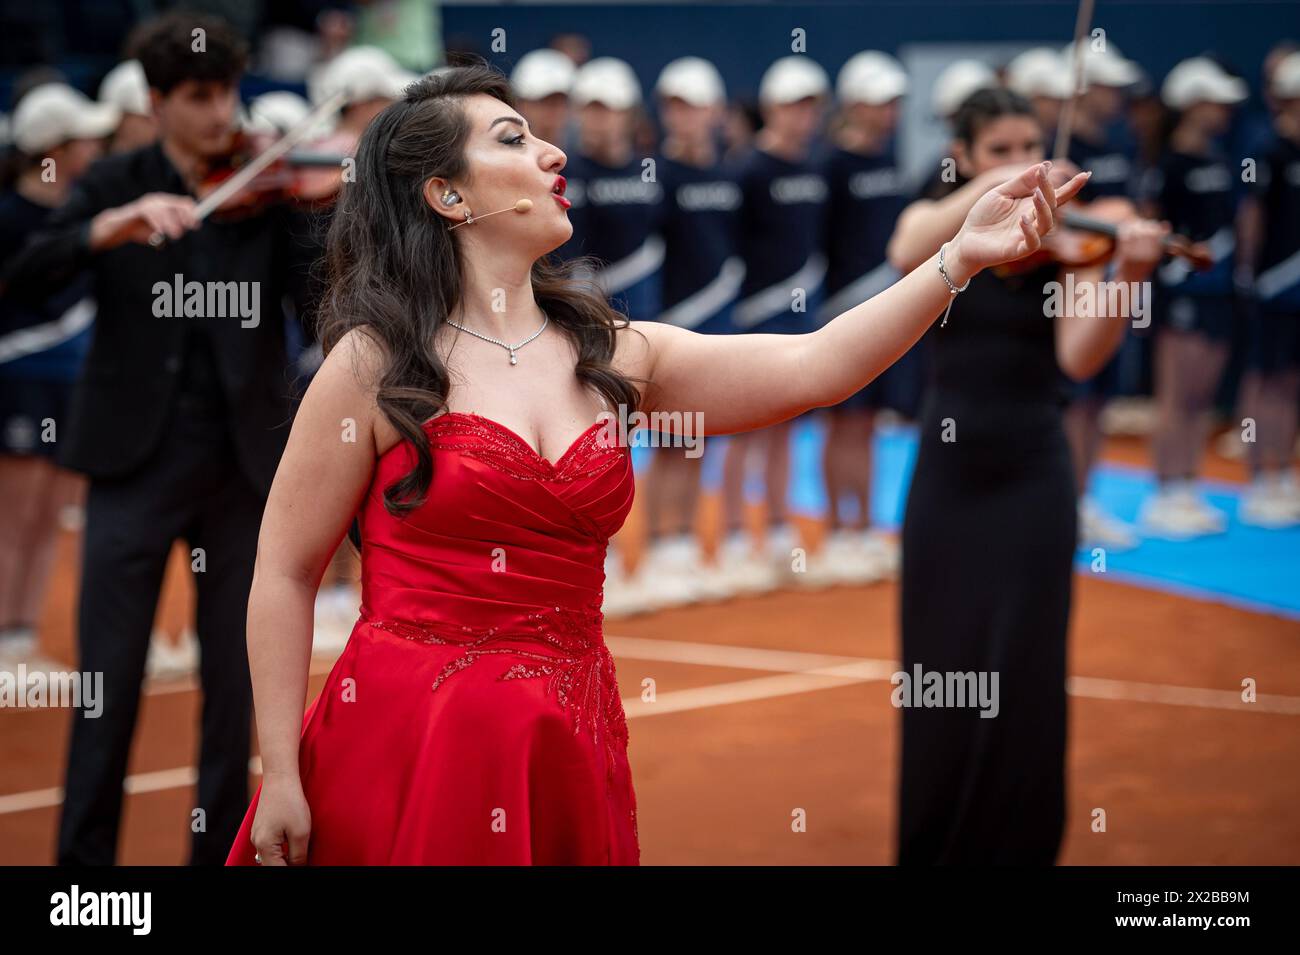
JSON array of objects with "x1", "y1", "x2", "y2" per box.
[{"x1": 226, "y1": 412, "x2": 639, "y2": 865}]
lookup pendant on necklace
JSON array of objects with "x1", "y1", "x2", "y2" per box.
[{"x1": 509, "y1": 349, "x2": 518, "y2": 365}]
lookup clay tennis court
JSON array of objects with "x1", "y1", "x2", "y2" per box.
[{"x1": 1, "y1": 434, "x2": 1297, "y2": 865}]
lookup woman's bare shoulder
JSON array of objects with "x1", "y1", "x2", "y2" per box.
[
  {"x1": 303, "y1": 326, "x2": 395, "y2": 455},
  {"x1": 614, "y1": 319, "x2": 664, "y2": 380}
]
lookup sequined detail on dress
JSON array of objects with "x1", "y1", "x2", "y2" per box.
[
  {"x1": 426, "y1": 413, "x2": 625, "y2": 483},
  {"x1": 365, "y1": 605, "x2": 631, "y2": 780}
]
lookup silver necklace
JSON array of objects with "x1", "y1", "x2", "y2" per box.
[{"x1": 445, "y1": 311, "x2": 549, "y2": 366}]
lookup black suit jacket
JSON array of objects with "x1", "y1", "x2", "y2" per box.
[{"x1": 1, "y1": 143, "x2": 322, "y2": 495}]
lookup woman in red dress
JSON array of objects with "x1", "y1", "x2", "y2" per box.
[{"x1": 226, "y1": 63, "x2": 1087, "y2": 866}]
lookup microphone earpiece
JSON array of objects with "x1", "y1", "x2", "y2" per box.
[{"x1": 448, "y1": 198, "x2": 533, "y2": 230}]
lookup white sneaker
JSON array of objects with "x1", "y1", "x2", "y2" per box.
[
  {"x1": 0, "y1": 625, "x2": 37, "y2": 660},
  {"x1": 716, "y1": 531, "x2": 779, "y2": 595},
  {"x1": 603, "y1": 548, "x2": 627, "y2": 586},
  {"x1": 1272, "y1": 471, "x2": 1300, "y2": 508},
  {"x1": 1140, "y1": 486, "x2": 1227, "y2": 540},
  {"x1": 145, "y1": 628, "x2": 199, "y2": 677},
  {"x1": 635, "y1": 535, "x2": 707, "y2": 608},
  {"x1": 1078, "y1": 497, "x2": 1139, "y2": 551},
  {"x1": 1239, "y1": 479, "x2": 1300, "y2": 529},
  {"x1": 861, "y1": 529, "x2": 900, "y2": 577},
  {"x1": 767, "y1": 523, "x2": 809, "y2": 587},
  {"x1": 691, "y1": 555, "x2": 736, "y2": 602},
  {"x1": 601, "y1": 547, "x2": 655, "y2": 617},
  {"x1": 651, "y1": 534, "x2": 734, "y2": 603},
  {"x1": 796, "y1": 536, "x2": 845, "y2": 588},
  {"x1": 764, "y1": 523, "x2": 800, "y2": 564},
  {"x1": 800, "y1": 529, "x2": 891, "y2": 587},
  {"x1": 1171, "y1": 484, "x2": 1228, "y2": 533}
]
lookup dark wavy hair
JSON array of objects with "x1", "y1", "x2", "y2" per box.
[
  {"x1": 925, "y1": 87, "x2": 1040, "y2": 199},
  {"x1": 129, "y1": 11, "x2": 249, "y2": 94},
  {"x1": 318, "y1": 62, "x2": 643, "y2": 518}
]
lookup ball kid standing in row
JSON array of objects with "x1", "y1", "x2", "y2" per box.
[
  {"x1": 724, "y1": 55, "x2": 830, "y2": 585},
  {"x1": 806, "y1": 51, "x2": 912, "y2": 586}
]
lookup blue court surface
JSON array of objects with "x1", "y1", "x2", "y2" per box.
[{"x1": 632, "y1": 416, "x2": 1300, "y2": 621}]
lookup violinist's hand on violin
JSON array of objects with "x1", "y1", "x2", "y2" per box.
[
  {"x1": 89, "y1": 193, "x2": 199, "y2": 251},
  {"x1": 1112, "y1": 218, "x2": 1170, "y2": 281},
  {"x1": 948, "y1": 162, "x2": 1091, "y2": 281}
]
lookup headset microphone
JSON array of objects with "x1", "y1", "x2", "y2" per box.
[{"x1": 449, "y1": 198, "x2": 533, "y2": 230}]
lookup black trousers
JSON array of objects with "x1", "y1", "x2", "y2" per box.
[{"x1": 57, "y1": 391, "x2": 263, "y2": 865}]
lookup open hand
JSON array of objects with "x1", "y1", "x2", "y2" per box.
[{"x1": 948, "y1": 162, "x2": 1092, "y2": 281}]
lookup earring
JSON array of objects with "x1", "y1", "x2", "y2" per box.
[{"x1": 441, "y1": 190, "x2": 461, "y2": 206}]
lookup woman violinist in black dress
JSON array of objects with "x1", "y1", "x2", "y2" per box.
[{"x1": 886, "y1": 88, "x2": 1168, "y2": 864}]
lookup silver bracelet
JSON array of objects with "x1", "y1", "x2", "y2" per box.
[{"x1": 938, "y1": 242, "x2": 970, "y2": 327}]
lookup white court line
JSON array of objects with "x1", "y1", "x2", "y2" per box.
[
  {"x1": 604, "y1": 636, "x2": 869, "y2": 674},
  {"x1": 608, "y1": 638, "x2": 1300, "y2": 717},
  {"x1": 623, "y1": 660, "x2": 895, "y2": 718},
  {"x1": 0, "y1": 786, "x2": 62, "y2": 815},
  {"x1": 1, "y1": 637, "x2": 1296, "y2": 816},
  {"x1": 1066, "y1": 675, "x2": 1300, "y2": 715}
]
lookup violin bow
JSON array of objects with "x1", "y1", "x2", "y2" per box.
[
  {"x1": 1052, "y1": 0, "x2": 1096, "y2": 161},
  {"x1": 1047, "y1": 6, "x2": 1215, "y2": 271},
  {"x1": 149, "y1": 89, "x2": 347, "y2": 247}
]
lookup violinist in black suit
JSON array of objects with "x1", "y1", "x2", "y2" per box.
[{"x1": 1, "y1": 11, "x2": 322, "y2": 865}]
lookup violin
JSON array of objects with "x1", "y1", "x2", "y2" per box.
[
  {"x1": 192, "y1": 129, "x2": 348, "y2": 222},
  {"x1": 996, "y1": 196, "x2": 1213, "y2": 275},
  {"x1": 995, "y1": 0, "x2": 1212, "y2": 279},
  {"x1": 149, "y1": 90, "x2": 346, "y2": 246}
]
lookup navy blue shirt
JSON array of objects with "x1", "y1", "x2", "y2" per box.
[
  {"x1": 654, "y1": 153, "x2": 742, "y2": 331},
  {"x1": 733, "y1": 147, "x2": 827, "y2": 331},
  {"x1": 1140, "y1": 148, "x2": 1238, "y2": 297},
  {"x1": 1251, "y1": 133, "x2": 1300, "y2": 310},
  {"x1": 556, "y1": 151, "x2": 663, "y2": 322},
  {"x1": 820, "y1": 143, "x2": 907, "y2": 320},
  {"x1": 1066, "y1": 124, "x2": 1136, "y2": 201},
  {"x1": 0, "y1": 192, "x2": 93, "y2": 380}
]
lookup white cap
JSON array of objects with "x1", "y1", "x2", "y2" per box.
[
  {"x1": 245, "y1": 90, "x2": 312, "y2": 135},
  {"x1": 571, "y1": 57, "x2": 641, "y2": 110},
  {"x1": 1162, "y1": 56, "x2": 1249, "y2": 109},
  {"x1": 1270, "y1": 51, "x2": 1300, "y2": 99},
  {"x1": 511, "y1": 49, "x2": 576, "y2": 101},
  {"x1": 388, "y1": 68, "x2": 419, "y2": 99},
  {"x1": 837, "y1": 51, "x2": 908, "y2": 105},
  {"x1": 12, "y1": 82, "x2": 119, "y2": 154},
  {"x1": 759, "y1": 55, "x2": 830, "y2": 105},
  {"x1": 1006, "y1": 47, "x2": 1073, "y2": 99},
  {"x1": 98, "y1": 60, "x2": 151, "y2": 117},
  {"x1": 1061, "y1": 41, "x2": 1142, "y2": 89},
  {"x1": 310, "y1": 45, "x2": 408, "y2": 108},
  {"x1": 656, "y1": 56, "x2": 726, "y2": 107},
  {"x1": 932, "y1": 59, "x2": 996, "y2": 118}
]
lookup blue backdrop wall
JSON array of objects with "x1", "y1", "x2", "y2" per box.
[{"x1": 441, "y1": 1, "x2": 1300, "y2": 102}]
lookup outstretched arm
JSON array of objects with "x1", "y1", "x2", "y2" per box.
[{"x1": 627, "y1": 162, "x2": 1090, "y2": 435}]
